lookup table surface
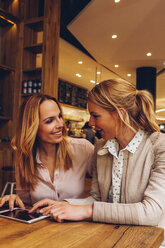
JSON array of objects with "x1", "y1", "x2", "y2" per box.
[{"x1": 0, "y1": 217, "x2": 164, "y2": 248}]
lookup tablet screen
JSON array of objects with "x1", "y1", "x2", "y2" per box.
[{"x1": 0, "y1": 208, "x2": 49, "y2": 224}]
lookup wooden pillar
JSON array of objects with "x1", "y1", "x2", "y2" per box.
[
  {"x1": 13, "y1": 22, "x2": 24, "y2": 135},
  {"x1": 42, "y1": 0, "x2": 61, "y2": 98}
]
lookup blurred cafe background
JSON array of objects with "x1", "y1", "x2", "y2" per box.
[{"x1": 0, "y1": 0, "x2": 165, "y2": 193}]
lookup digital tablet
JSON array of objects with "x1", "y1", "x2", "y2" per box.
[{"x1": 0, "y1": 207, "x2": 49, "y2": 224}]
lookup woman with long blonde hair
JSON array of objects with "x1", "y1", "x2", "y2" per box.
[
  {"x1": 31, "y1": 79, "x2": 165, "y2": 238},
  {"x1": 0, "y1": 94, "x2": 94, "y2": 209}
]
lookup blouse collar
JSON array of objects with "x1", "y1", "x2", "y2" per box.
[{"x1": 97, "y1": 129, "x2": 144, "y2": 156}]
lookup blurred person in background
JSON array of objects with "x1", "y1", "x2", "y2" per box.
[{"x1": 81, "y1": 121, "x2": 95, "y2": 145}]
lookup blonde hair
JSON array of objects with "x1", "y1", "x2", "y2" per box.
[
  {"x1": 88, "y1": 78, "x2": 160, "y2": 133},
  {"x1": 11, "y1": 94, "x2": 72, "y2": 190}
]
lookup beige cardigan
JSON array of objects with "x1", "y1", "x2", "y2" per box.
[{"x1": 67, "y1": 132, "x2": 165, "y2": 230}]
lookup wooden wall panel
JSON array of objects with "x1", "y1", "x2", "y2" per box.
[
  {"x1": 42, "y1": 0, "x2": 60, "y2": 98},
  {"x1": 3, "y1": 0, "x2": 20, "y2": 18},
  {"x1": 0, "y1": 24, "x2": 18, "y2": 67}
]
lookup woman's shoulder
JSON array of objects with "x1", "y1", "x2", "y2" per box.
[
  {"x1": 67, "y1": 137, "x2": 94, "y2": 158},
  {"x1": 67, "y1": 137, "x2": 94, "y2": 149},
  {"x1": 144, "y1": 132, "x2": 165, "y2": 154},
  {"x1": 148, "y1": 132, "x2": 165, "y2": 144}
]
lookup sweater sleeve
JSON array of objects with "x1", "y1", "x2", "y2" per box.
[
  {"x1": 93, "y1": 134, "x2": 165, "y2": 226},
  {"x1": 84, "y1": 139, "x2": 95, "y2": 176},
  {"x1": 90, "y1": 147, "x2": 102, "y2": 201}
]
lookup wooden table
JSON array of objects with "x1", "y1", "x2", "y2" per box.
[{"x1": 0, "y1": 217, "x2": 164, "y2": 248}]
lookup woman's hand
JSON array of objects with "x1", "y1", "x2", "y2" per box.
[
  {"x1": 29, "y1": 198, "x2": 56, "y2": 213},
  {"x1": 0, "y1": 194, "x2": 25, "y2": 211},
  {"x1": 43, "y1": 201, "x2": 93, "y2": 223},
  {"x1": 29, "y1": 198, "x2": 93, "y2": 222}
]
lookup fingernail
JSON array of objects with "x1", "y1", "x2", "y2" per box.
[{"x1": 40, "y1": 209, "x2": 43, "y2": 213}]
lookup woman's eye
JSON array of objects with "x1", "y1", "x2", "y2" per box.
[
  {"x1": 45, "y1": 119, "x2": 53, "y2": 124},
  {"x1": 93, "y1": 115, "x2": 99, "y2": 119}
]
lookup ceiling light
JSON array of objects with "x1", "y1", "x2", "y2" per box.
[
  {"x1": 127, "y1": 74, "x2": 131, "y2": 77},
  {"x1": 90, "y1": 80, "x2": 95, "y2": 84},
  {"x1": 114, "y1": 65, "x2": 119, "y2": 68},
  {"x1": 112, "y1": 34, "x2": 117, "y2": 39},
  {"x1": 155, "y1": 108, "x2": 165, "y2": 113},
  {"x1": 146, "y1": 52, "x2": 152, "y2": 56},
  {"x1": 156, "y1": 117, "x2": 165, "y2": 121},
  {"x1": 114, "y1": 0, "x2": 120, "y2": 2},
  {"x1": 76, "y1": 73, "x2": 82, "y2": 77},
  {"x1": 78, "y1": 61, "x2": 83, "y2": 64},
  {"x1": 97, "y1": 71, "x2": 101, "y2": 75},
  {"x1": 155, "y1": 109, "x2": 165, "y2": 120}
]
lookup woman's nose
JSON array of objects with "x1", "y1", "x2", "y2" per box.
[
  {"x1": 56, "y1": 117, "x2": 64, "y2": 127},
  {"x1": 89, "y1": 117, "x2": 94, "y2": 127}
]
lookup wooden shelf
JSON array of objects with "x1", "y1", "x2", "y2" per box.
[
  {"x1": 0, "y1": 116, "x2": 10, "y2": 121},
  {"x1": 0, "y1": 64, "x2": 14, "y2": 72},
  {"x1": 0, "y1": 142, "x2": 11, "y2": 150},
  {"x1": 23, "y1": 67, "x2": 42, "y2": 73},
  {"x1": 24, "y1": 43, "x2": 42, "y2": 53},
  {"x1": 0, "y1": 2, "x2": 20, "y2": 140},
  {"x1": 0, "y1": 7, "x2": 19, "y2": 26},
  {"x1": 24, "y1": 17, "x2": 44, "y2": 31},
  {"x1": 21, "y1": 93, "x2": 39, "y2": 98}
]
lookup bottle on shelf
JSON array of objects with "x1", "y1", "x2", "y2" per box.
[{"x1": 22, "y1": 79, "x2": 42, "y2": 95}]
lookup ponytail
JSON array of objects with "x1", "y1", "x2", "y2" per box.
[{"x1": 135, "y1": 90, "x2": 160, "y2": 133}]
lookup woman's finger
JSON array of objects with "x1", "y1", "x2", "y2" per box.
[
  {"x1": 0, "y1": 196, "x2": 9, "y2": 206},
  {"x1": 16, "y1": 197, "x2": 25, "y2": 209},
  {"x1": 9, "y1": 194, "x2": 17, "y2": 211},
  {"x1": 56, "y1": 214, "x2": 64, "y2": 223},
  {"x1": 51, "y1": 209, "x2": 64, "y2": 222},
  {"x1": 29, "y1": 199, "x2": 55, "y2": 213},
  {"x1": 29, "y1": 199, "x2": 49, "y2": 212},
  {"x1": 39, "y1": 205, "x2": 54, "y2": 215},
  {"x1": 40, "y1": 204, "x2": 62, "y2": 215}
]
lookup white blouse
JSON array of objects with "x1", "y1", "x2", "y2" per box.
[{"x1": 98, "y1": 129, "x2": 144, "y2": 203}]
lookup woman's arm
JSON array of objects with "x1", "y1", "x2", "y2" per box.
[{"x1": 49, "y1": 203, "x2": 93, "y2": 222}]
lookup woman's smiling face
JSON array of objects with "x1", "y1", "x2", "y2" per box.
[
  {"x1": 88, "y1": 100, "x2": 118, "y2": 140},
  {"x1": 37, "y1": 100, "x2": 64, "y2": 144}
]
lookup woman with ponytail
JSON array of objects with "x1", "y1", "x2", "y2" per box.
[
  {"x1": 31, "y1": 78, "x2": 165, "y2": 239},
  {"x1": 0, "y1": 94, "x2": 94, "y2": 209}
]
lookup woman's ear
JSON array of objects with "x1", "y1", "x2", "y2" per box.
[{"x1": 117, "y1": 108, "x2": 126, "y2": 120}]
